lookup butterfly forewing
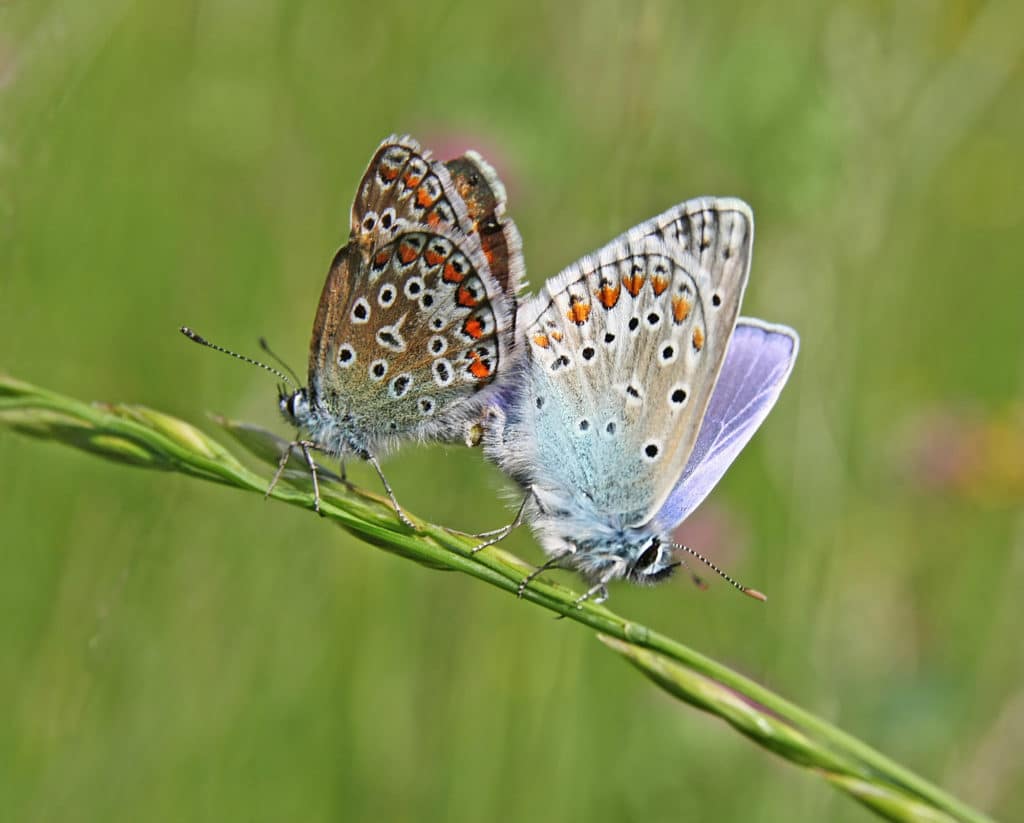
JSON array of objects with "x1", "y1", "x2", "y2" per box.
[
  {"x1": 312, "y1": 224, "x2": 514, "y2": 444},
  {"x1": 518, "y1": 202, "x2": 751, "y2": 525}
]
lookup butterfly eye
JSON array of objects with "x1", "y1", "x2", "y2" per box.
[
  {"x1": 280, "y1": 388, "x2": 308, "y2": 425},
  {"x1": 635, "y1": 538, "x2": 661, "y2": 571}
]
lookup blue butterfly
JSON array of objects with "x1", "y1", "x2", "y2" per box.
[{"x1": 477, "y1": 198, "x2": 798, "y2": 604}]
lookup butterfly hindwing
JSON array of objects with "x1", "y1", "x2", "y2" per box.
[
  {"x1": 652, "y1": 318, "x2": 799, "y2": 531},
  {"x1": 444, "y1": 150, "x2": 525, "y2": 299}
]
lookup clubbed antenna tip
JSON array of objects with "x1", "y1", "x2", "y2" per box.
[{"x1": 672, "y1": 542, "x2": 767, "y2": 604}]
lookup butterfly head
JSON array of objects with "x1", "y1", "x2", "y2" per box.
[
  {"x1": 279, "y1": 385, "x2": 313, "y2": 428},
  {"x1": 544, "y1": 519, "x2": 681, "y2": 587},
  {"x1": 626, "y1": 535, "x2": 681, "y2": 584}
]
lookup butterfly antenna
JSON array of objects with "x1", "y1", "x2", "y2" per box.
[
  {"x1": 258, "y1": 337, "x2": 303, "y2": 385},
  {"x1": 179, "y1": 327, "x2": 293, "y2": 385},
  {"x1": 671, "y1": 543, "x2": 767, "y2": 602}
]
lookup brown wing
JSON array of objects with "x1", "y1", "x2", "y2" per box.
[
  {"x1": 350, "y1": 135, "x2": 477, "y2": 251},
  {"x1": 443, "y1": 151, "x2": 525, "y2": 300},
  {"x1": 309, "y1": 225, "x2": 516, "y2": 444}
]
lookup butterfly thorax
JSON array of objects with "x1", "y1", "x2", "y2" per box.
[{"x1": 279, "y1": 384, "x2": 407, "y2": 458}]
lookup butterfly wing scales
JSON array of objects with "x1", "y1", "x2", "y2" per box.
[
  {"x1": 652, "y1": 318, "x2": 799, "y2": 530},
  {"x1": 351, "y1": 136, "x2": 476, "y2": 244},
  {"x1": 628, "y1": 196, "x2": 753, "y2": 291},
  {"x1": 444, "y1": 151, "x2": 525, "y2": 299},
  {"x1": 312, "y1": 224, "x2": 514, "y2": 446},
  {"x1": 516, "y1": 198, "x2": 752, "y2": 524}
]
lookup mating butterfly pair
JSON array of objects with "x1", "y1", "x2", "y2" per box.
[{"x1": 185, "y1": 135, "x2": 798, "y2": 605}]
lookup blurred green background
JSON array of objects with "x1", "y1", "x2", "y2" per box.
[{"x1": 2, "y1": 1, "x2": 1022, "y2": 821}]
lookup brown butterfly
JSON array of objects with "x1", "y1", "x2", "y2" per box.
[{"x1": 273, "y1": 135, "x2": 524, "y2": 521}]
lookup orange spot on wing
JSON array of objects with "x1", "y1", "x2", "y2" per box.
[
  {"x1": 381, "y1": 165, "x2": 400, "y2": 181},
  {"x1": 468, "y1": 351, "x2": 492, "y2": 380},
  {"x1": 398, "y1": 242, "x2": 419, "y2": 265},
  {"x1": 550, "y1": 331, "x2": 563, "y2": 342},
  {"x1": 463, "y1": 317, "x2": 485, "y2": 339},
  {"x1": 692, "y1": 327, "x2": 705, "y2": 351},
  {"x1": 532, "y1": 334, "x2": 550, "y2": 348},
  {"x1": 566, "y1": 300, "x2": 591, "y2": 325},
  {"x1": 373, "y1": 250, "x2": 391, "y2": 267},
  {"x1": 425, "y1": 210, "x2": 441, "y2": 227},
  {"x1": 403, "y1": 171, "x2": 423, "y2": 188},
  {"x1": 672, "y1": 297, "x2": 692, "y2": 323},
  {"x1": 423, "y1": 248, "x2": 446, "y2": 267},
  {"x1": 457, "y1": 285, "x2": 479, "y2": 308},
  {"x1": 443, "y1": 262, "x2": 465, "y2": 284},
  {"x1": 623, "y1": 272, "x2": 645, "y2": 296},
  {"x1": 596, "y1": 284, "x2": 620, "y2": 309},
  {"x1": 416, "y1": 187, "x2": 437, "y2": 208},
  {"x1": 651, "y1": 276, "x2": 669, "y2": 296}
]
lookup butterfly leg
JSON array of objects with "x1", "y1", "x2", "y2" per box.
[
  {"x1": 575, "y1": 583, "x2": 609, "y2": 607},
  {"x1": 364, "y1": 452, "x2": 415, "y2": 529},
  {"x1": 266, "y1": 439, "x2": 323, "y2": 514},
  {"x1": 469, "y1": 492, "x2": 531, "y2": 554},
  {"x1": 301, "y1": 442, "x2": 322, "y2": 514},
  {"x1": 573, "y1": 558, "x2": 627, "y2": 608},
  {"x1": 516, "y1": 547, "x2": 574, "y2": 598}
]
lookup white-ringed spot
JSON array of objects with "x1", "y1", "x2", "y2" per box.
[
  {"x1": 376, "y1": 324, "x2": 406, "y2": 352},
  {"x1": 388, "y1": 373, "x2": 413, "y2": 398},
  {"x1": 641, "y1": 441, "x2": 662, "y2": 462},
  {"x1": 403, "y1": 275, "x2": 425, "y2": 300},
  {"x1": 361, "y1": 210, "x2": 379, "y2": 232},
  {"x1": 379, "y1": 207, "x2": 398, "y2": 233},
  {"x1": 432, "y1": 359, "x2": 454, "y2": 387},
  {"x1": 378, "y1": 283, "x2": 397, "y2": 308},
  {"x1": 351, "y1": 298, "x2": 371, "y2": 324},
  {"x1": 336, "y1": 343, "x2": 356, "y2": 368}
]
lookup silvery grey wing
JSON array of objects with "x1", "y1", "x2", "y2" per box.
[{"x1": 515, "y1": 202, "x2": 751, "y2": 524}]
